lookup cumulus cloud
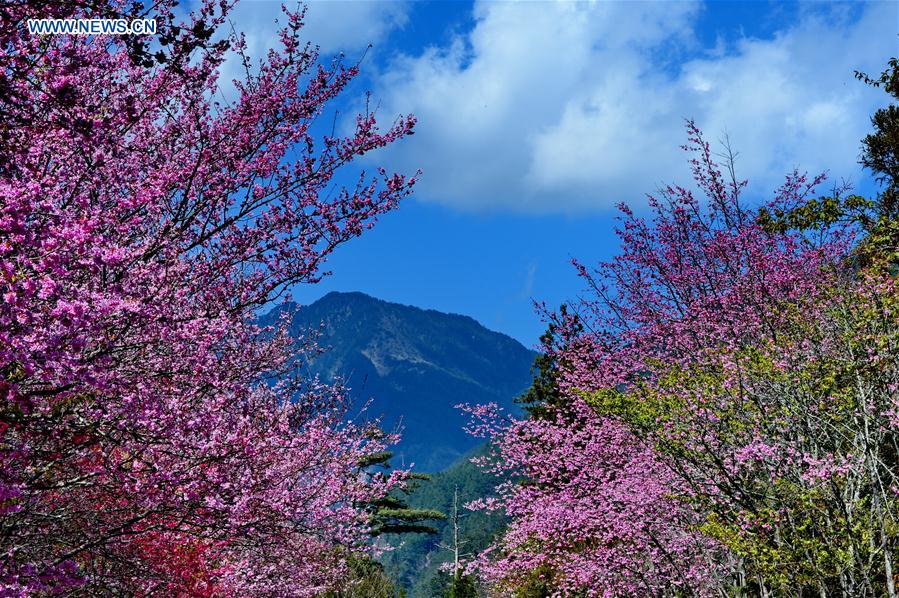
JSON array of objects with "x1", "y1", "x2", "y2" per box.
[{"x1": 371, "y1": 0, "x2": 896, "y2": 212}]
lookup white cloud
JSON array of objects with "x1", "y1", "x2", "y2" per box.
[{"x1": 371, "y1": 0, "x2": 897, "y2": 213}]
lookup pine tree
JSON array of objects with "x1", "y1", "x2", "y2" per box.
[
  {"x1": 360, "y1": 451, "x2": 447, "y2": 536},
  {"x1": 516, "y1": 305, "x2": 582, "y2": 421}
]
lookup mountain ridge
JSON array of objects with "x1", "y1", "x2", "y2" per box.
[{"x1": 262, "y1": 291, "x2": 536, "y2": 471}]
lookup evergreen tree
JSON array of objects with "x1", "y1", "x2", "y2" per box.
[
  {"x1": 516, "y1": 305, "x2": 582, "y2": 420},
  {"x1": 360, "y1": 451, "x2": 447, "y2": 536},
  {"x1": 857, "y1": 56, "x2": 899, "y2": 218},
  {"x1": 855, "y1": 56, "x2": 899, "y2": 266}
]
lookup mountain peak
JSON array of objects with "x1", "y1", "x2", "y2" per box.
[
  {"x1": 318, "y1": 290, "x2": 380, "y2": 303},
  {"x1": 262, "y1": 293, "x2": 536, "y2": 471}
]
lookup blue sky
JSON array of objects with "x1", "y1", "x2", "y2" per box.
[{"x1": 228, "y1": 0, "x2": 897, "y2": 346}]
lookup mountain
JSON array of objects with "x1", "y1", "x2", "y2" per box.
[{"x1": 262, "y1": 292, "x2": 536, "y2": 471}]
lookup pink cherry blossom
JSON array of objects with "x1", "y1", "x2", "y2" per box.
[{"x1": 0, "y1": 1, "x2": 416, "y2": 593}]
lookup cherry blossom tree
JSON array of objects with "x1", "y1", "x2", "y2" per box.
[
  {"x1": 0, "y1": 0, "x2": 416, "y2": 594},
  {"x1": 459, "y1": 399, "x2": 720, "y2": 596},
  {"x1": 465, "y1": 123, "x2": 899, "y2": 596}
]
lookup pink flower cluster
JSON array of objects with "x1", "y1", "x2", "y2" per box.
[
  {"x1": 460, "y1": 401, "x2": 718, "y2": 596},
  {"x1": 0, "y1": 1, "x2": 415, "y2": 594},
  {"x1": 463, "y1": 122, "x2": 890, "y2": 594}
]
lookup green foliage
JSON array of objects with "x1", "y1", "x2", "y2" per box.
[
  {"x1": 506, "y1": 563, "x2": 557, "y2": 598},
  {"x1": 369, "y1": 504, "x2": 448, "y2": 536},
  {"x1": 358, "y1": 451, "x2": 396, "y2": 468},
  {"x1": 757, "y1": 194, "x2": 874, "y2": 234},
  {"x1": 584, "y1": 384, "x2": 673, "y2": 432},
  {"x1": 517, "y1": 340, "x2": 561, "y2": 419},
  {"x1": 425, "y1": 571, "x2": 454, "y2": 597},
  {"x1": 698, "y1": 488, "x2": 868, "y2": 592},
  {"x1": 854, "y1": 55, "x2": 899, "y2": 269},
  {"x1": 859, "y1": 216, "x2": 899, "y2": 272}
]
